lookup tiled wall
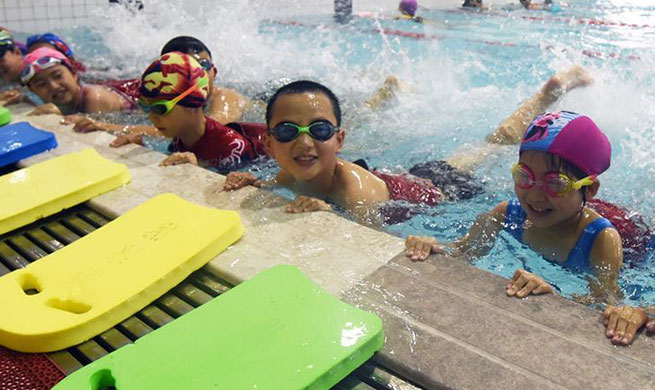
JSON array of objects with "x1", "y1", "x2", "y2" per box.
[
  {"x1": 1, "y1": 0, "x2": 465, "y2": 33},
  {"x1": 0, "y1": 0, "x2": 109, "y2": 32}
]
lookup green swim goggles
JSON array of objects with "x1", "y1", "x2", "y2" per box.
[
  {"x1": 269, "y1": 121, "x2": 338, "y2": 143},
  {"x1": 138, "y1": 78, "x2": 208, "y2": 116}
]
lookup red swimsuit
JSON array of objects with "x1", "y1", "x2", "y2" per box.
[{"x1": 169, "y1": 116, "x2": 267, "y2": 173}]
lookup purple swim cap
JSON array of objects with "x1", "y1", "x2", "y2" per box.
[
  {"x1": 400, "y1": 0, "x2": 418, "y2": 16},
  {"x1": 519, "y1": 111, "x2": 611, "y2": 176}
]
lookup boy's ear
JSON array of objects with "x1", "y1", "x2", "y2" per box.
[
  {"x1": 335, "y1": 129, "x2": 345, "y2": 152},
  {"x1": 262, "y1": 132, "x2": 275, "y2": 158},
  {"x1": 585, "y1": 181, "x2": 600, "y2": 200}
]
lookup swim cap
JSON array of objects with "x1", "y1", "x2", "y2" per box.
[
  {"x1": 27, "y1": 33, "x2": 75, "y2": 58},
  {"x1": 139, "y1": 52, "x2": 209, "y2": 108},
  {"x1": 400, "y1": 0, "x2": 418, "y2": 16},
  {"x1": 0, "y1": 28, "x2": 13, "y2": 47},
  {"x1": 520, "y1": 111, "x2": 611, "y2": 176},
  {"x1": 20, "y1": 47, "x2": 72, "y2": 85}
]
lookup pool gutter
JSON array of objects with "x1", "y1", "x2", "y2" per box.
[{"x1": 6, "y1": 104, "x2": 655, "y2": 390}]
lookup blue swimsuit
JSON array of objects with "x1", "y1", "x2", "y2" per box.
[{"x1": 503, "y1": 199, "x2": 615, "y2": 272}]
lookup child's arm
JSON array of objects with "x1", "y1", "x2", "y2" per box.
[
  {"x1": 0, "y1": 89, "x2": 36, "y2": 106},
  {"x1": 404, "y1": 201, "x2": 507, "y2": 260},
  {"x1": 602, "y1": 305, "x2": 652, "y2": 346},
  {"x1": 505, "y1": 269, "x2": 553, "y2": 298},
  {"x1": 223, "y1": 170, "x2": 293, "y2": 191},
  {"x1": 452, "y1": 201, "x2": 507, "y2": 257},
  {"x1": 81, "y1": 86, "x2": 130, "y2": 114},
  {"x1": 27, "y1": 103, "x2": 62, "y2": 116},
  {"x1": 588, "y1": 227, "x2": 624, "y2": 304},
  {"x1": 61, "y1": 115, "x2": 160, "y2": 136}
]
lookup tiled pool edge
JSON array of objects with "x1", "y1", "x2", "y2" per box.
[{"x1": 7, "y1": 106, "x2": 655, "y2": 390}]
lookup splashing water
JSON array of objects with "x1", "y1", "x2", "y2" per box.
[{"x1": 22, "y1": 0, "x2": 655, "y2": 305}]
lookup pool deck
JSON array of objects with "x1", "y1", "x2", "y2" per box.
[{"x1": 6, "y1": 104, "x2": 655, "y2": 390}]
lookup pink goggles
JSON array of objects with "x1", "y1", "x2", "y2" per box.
[
  {"x1": 20, "y1": 51, "x2": 71, "y2": 85},
  {"x1": 511, "y1": 163, "x2": 596, "y2": 197}
]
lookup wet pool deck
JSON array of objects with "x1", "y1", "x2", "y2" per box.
[{"x1": 7, "y1": 104, "x2": 655, "y2": 390}]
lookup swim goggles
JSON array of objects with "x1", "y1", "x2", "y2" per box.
[
  {"x1": 269, "y1": 121, "x2": 338, "y2": 143},
  {"x1": 511, "y1": 163, "x2": 596, "y2": 197},
  {"x1": 20, "y1": 55, "x2": 69, "y2": 84},
  {"x1": 196, "y1": 57, "x2": 214, "y2": 72},
  {"x1": 138, "y1": 78, "x2": 208, "y2": 116}
]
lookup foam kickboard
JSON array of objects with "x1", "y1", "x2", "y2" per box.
[
  {"x1": 51, "y1": 265, "x2": 384, "y2": 390},
  {"x1": 0, "y1": 148, "x2": 130, "y2": 236},
  {"x1": 0, "y1": 106, "x2": 10, "y2": 127},
  {"x1": 0, "y1": 121, "x2": 57, "y2": 167},
  {"x1": 0, "y1": 193, "x2": 245, "y2": 352}
]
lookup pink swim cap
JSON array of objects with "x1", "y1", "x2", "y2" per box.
[
  {"x1": 400, "y1": 0, "x2": 418, "y2": 16},
  {"x1": 20, "y1": 47, "x2": 72, "y2": 85},
  {"x1": 519, "y1": 111, "x2": 611, "y2": 176}
]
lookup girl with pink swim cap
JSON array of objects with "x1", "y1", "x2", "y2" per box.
[
  {"x1": 405, "y1": 111, "x2": 655, "y2": 344},
  {"x1": 19, "y1": 47, "x2": 136, "y2": 116}
]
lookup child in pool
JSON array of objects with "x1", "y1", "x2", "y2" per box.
[
  {"x1": 132, "y1": 52, "x2": 266, "y2": 169},
  {"x1": 1, "y1": 32, "x2": 89, "y2": 106},
  {"x1": 224, "y1": 80, "x2": 445, "y2": 223},
  {"x1": 396, "y1": 0, "x2": 424, "y2": 23},
  {"x1": 405, "y1": 112, "x2": 654, "y2": 307},
  {"x1": 19, "y1": 47, "x2": 137, "y2": 116},
  {"x1": 63, "y1": 36, "x2": 254, "y2": 139},
  {"x1": 221, "y1": 69, "x2": 588, "y2": 224},
  {"x1": 26, "y1": 33, "x2": 87, "y2": 73},
  {"x1": 0, "y1": 28, "x2": 26, "y2": 84},
  {"x1": 0, "y1": 28, "x2": 31, "y2": 105},
  {"x1": 519, "y1": 0, "x2": 562, "y2": 12}
]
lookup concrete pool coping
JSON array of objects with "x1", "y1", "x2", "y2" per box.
[{"x1": 5, "y1": 104, "x2": 655, "y2": 390}]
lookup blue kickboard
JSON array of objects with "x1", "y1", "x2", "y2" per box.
[{"x1": 0, "y1": 122, "x2": 58, "y2": 167}]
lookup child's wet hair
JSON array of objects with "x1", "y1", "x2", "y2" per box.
[
  {"x1": 266, "y1": 80, "x2": 342, "y2": 127},
  {"x1": 161, "y1": 36, "x2": 212, "y2": 59}
]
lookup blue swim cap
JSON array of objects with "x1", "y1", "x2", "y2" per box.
[{"x1": 26, "y1": 33, "x2": 75, "y2": 58}]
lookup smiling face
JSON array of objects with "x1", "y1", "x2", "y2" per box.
[
  {"x1": 27, "y1": 64, "x2": 79, "y2": 105},
  {"x1": 514, "y1": 151, "x2": 593, "y2": 229},
  {"x1": 264, "y1": 91, "x2": 344, "y2": 183}
]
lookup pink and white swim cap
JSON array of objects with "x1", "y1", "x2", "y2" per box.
[{"x1": 520, "y1": 111, "x2": 611, "y2": 176}]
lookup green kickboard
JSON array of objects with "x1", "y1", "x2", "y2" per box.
[{"x1": 52, "y1": 265, "x2": 384, "y2": 390}]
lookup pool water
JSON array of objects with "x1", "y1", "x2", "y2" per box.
[{"x1": 15, "y1": 0, "x2": 655, "y2": 305}]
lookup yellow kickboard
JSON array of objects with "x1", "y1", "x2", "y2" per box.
[
  {"x1": 0, "y1": 148, "x2": 131, "y2": 236},
  {"x1": 0, "y1": 193, "x2": 245, "y2": 353}
]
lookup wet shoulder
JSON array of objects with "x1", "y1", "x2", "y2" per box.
[{"x1": 336, "y1": 160, "x2": 389, "y2": 204}]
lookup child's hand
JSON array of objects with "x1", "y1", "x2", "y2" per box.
[
  {"x1": 285, "y1": 195, "x2": 332, "y2": 213},
  {"x1": 110, "y1": 133, "x2": 144, "y2": 148},
  {"x1": 159, "y1": 152, "x2": 198, "y2": 167},
  {"x1": 602, "y1": 306, "x2": 648, "y2": 346},
  {"x1": 61, "y1": 115, "x2": 104, "y2": 133},
  {"x1": 405, "y1": 235, "x2": 446, "y2": 261},
  {"x1": 0, "y1": 89, "x2": 25, "y2": 106},
  {"x1": 27, "y1": 103, "x2": 62, "y2": 116},
  {"x1": 223, "y1": 172, "x2": 260, "y2": 191},
  {"x1": 506, "y1": 269, "x2": 553, "y2": 298}
]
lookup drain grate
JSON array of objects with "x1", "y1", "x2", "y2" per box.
[{"x1": 0, "y1": 204, "x2": 423, "y2": 390}]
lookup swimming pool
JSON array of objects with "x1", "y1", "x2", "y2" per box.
[{"x1": 18, "y1": 0, "x2": 655, "y2": 305}]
